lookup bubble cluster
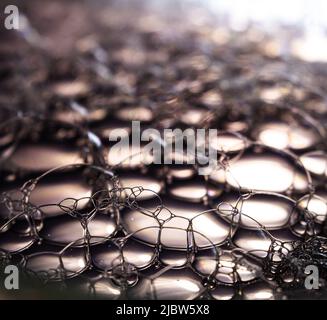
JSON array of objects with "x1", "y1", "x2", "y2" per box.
[{"x1": 0, "y1": 0, "x2": 327, "y2": 300}]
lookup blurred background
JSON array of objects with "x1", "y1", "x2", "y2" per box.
[{"x1": 2, "y1": 0, "x2": 327, "y2": 61}]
